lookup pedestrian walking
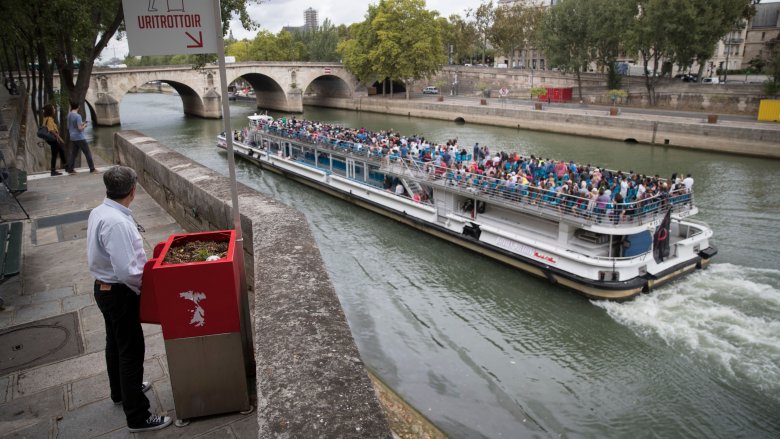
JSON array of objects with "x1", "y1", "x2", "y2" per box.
[
  {"x1": 66, "y1": 101, "x2": 97, "y2": 174},
  {"x1": 41, "y1": 104, "x2": 66, "y2": 176},
  {"x1": 87, "y1": 166, "x2": 172, "y2": 432}
]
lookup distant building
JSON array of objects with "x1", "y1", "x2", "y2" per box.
[
  {"x1": 281, "y1": 26, "x2": 304, "y2": 34},
  {"x1": 494, "y1": 0, "x2": 551, "y2": 69},
  {"x1": 742, "y1": 2, "x2": 780, "y2": 69},
  {"x1": 282, "y1": 7, "x2": 319, "y2": 34},
  {"x1": 304, "y1": 7, "x2": 318, "y2": 32}
]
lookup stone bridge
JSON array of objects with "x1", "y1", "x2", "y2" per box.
[{"x1": 56, "y1": 62, "x2": 365, "y2": 126}]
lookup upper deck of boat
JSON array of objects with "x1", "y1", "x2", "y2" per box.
[{"x1": 243, "y1": 125, "x2": 697, "y2": 232}]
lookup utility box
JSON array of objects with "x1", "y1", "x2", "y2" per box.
[
  {"x1": 538, "y1": 87, "x2": 573, "y2": 103},
  {"x1": 758, "y1": 99, "x2": 780, "y2": 122},
  {"x1": 140, "y1": 230, "x2": 251, "y2": 422}
]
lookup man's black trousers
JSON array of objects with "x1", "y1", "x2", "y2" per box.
[{"x1": 94, "y1": 282, "x2": 151, "y2": 426}]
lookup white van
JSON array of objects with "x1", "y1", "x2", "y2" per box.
[
  {"x1": 423, "y1": 86, "x2": 439, "y2": 94},
  {"x1": 702, "y1": 77, "x2": 721, "y2": 84}
]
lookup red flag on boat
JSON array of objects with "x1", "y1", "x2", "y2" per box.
[{"x1": 653, "y1": 208, "x2": 672, "y2": 263}]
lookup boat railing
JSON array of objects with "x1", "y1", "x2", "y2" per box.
[
  {"x1": 256, "y1": 126, "x2": 695, "y2": 228},
  {"x1": 386, "y1": 159, "x2": 693, "y2": 228}
]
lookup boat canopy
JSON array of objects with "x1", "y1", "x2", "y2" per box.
[{"x1": 248, "y1": 114, "x2": 273, "y2": 128}]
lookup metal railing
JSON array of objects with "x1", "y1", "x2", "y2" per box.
[{"x1": 254, "y1": 125, "x2": 694, "y2": 228}]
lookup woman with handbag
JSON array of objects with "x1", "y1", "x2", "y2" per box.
[{"x1": 42, "y1": 104, "x2": 67, "y2": 176}]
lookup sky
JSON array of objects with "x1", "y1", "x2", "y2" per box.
[
  {"x1": 102, "y1": 0, "x2": 475, "y2": 61},
  {"x1": 102, "y1": 0, "x2": 780, "y2": 62}
]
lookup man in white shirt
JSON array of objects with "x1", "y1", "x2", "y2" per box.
[
  {"x1": 682, "y1": 174, "x2": 694, "y2": 192},
  {"x1": 87, "y1": 166, "x2": 172, "y2": 433}
]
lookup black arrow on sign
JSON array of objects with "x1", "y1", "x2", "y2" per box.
[{"x1": 185, "y1": 31, "x2": 203, "y2": 49}]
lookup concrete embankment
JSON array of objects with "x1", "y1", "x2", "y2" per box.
[
  {"x1": 305, "y1": 96, "x2": 780, "y2": 159},
  {"x1": 114, "y1": 131, "x2": 395, "y2": 438}
]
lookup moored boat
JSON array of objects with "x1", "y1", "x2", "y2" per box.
[{"x1": 217, "y1": 116, "x2": 717, "y2": 300}]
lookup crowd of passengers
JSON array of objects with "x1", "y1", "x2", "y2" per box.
[{"x1": 251, "y1": 117, "x2": 695, "y2": 221}]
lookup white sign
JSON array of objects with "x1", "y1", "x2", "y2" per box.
[
  {"x1": 499, "y1": 87, "x2": 509, "y2": 97},
  {"x1": 122, "y1": 0, "x2": 218, "y2": 56},
  {"x1": 180, "y1": 290, "x2": 207, "y2": 327}
]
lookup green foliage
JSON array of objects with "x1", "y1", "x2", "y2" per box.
[
  {"x1": 489, "y1": 3, "x2": 542, "y2": 68},
  {"x1": 607, "y1": 89, "x2": 628, "y2": 100},
  {"x1": 470, "y1": 1, "x2": 494, "y2": 65},
  {"x1": 338, "y1": 0, "x2": 445, "y2": 97},
  {"x1": 537, "y1": 0, "x2": 597, "y2": 101},
  {"x1": 530, "y1": 86, "x2": 547, "y2": 98},
  {"x1": 442, "y1": 14, "x2": 478, "y2": 64},
  {"x1": 539, "y1": 0, "x2": 591, "y2": 75},
  {"x1": 667, "y1": 0, "x2": 756, "y2": 76},
  {"x1": 295, "y1": 19, "x2": 342, "y2": 62}
]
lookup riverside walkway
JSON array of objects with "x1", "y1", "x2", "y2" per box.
[
  {"x1": 1, "y1": 79, "x2": 396, "y2": 438},
  {"x1": 0, "y1": 168, "x2": 258, "y2": 438}
]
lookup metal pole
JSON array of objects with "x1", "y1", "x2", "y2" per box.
[
  {"x1": 211, "y1": 0, "x2": 241, "y2": 237},
  {"x1": 210, "y1": 0, "x2": 255, "y2": 377}
]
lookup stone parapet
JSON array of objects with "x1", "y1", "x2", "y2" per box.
[{"x1": 113, "y1": 131, "x2": 393, "y2": 439}]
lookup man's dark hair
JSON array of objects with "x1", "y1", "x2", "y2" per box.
[
  {"x1": 103, "y1": 166, "x2": 137, "y2": 200},
  {"x1": 69, "y1": 101, "x2": 80, "y2": 111}
]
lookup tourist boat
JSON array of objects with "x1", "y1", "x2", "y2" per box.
[{"x1": 217, "y1": 116, "x2": 717, "y2": 300}]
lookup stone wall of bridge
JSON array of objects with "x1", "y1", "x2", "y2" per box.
[{"x1": 54, "y1": 63, "x2": 364, "y2": 126}]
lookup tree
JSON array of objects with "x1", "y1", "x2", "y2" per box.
[
  {"x1": 584, "y1": 0, "x2": 635, "y2": 89},
  {"x1": 294, "y1": 19, "x2": 342, "y2": 62},
  {"x1": 443, "y1": 14, "x2": 478, "y2": 64},
  {"x1": 470, "y1": 1, "x2": 494, "y2": 65},
  {"x1": 338, "y1": 0, "x2": 445, "y2": 99},
  {"x1": 489, "y1": 3, "x2": 543, "y2": 69},
  {"x1": 624, "y1": 0, "x2": 679, "y2": 106},
  {"x1": 0, "y1": 0, "x2": 259, "y2": 141},
  {"x1": 226, "y1": 40, "x2": 253, "y2": 62},
  {"x1": 338, "y1": 18, "x2": 381, "y2": 90},
  {"x1": 659, "y1": 0, "x2": 754, "y2": 82},
  {"x1": 538, "y1": 0, "x2": 592, "y2": 101},
  {"x1": 763, "y1": 37, "x2": 780, "y2": 96}
]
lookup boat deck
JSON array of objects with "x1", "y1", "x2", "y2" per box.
[{"x1": 248, "y1": 128, "x2": 696, "y2": 232}]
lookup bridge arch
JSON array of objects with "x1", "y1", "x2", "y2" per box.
[
  {"x1": 228, "y1": 73, "x2": 289, "y2": 113},
  {"x1": 302, "y1": 75, "x2": 353, "y2": 99}
]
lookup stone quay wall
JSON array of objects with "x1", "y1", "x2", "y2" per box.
[
  {"x1": 307, "y1": 97, "x2": 780, "y2": 159},
  {"x1": 113, "y1": 131, "x2": 393, "y2": 439},
  {"x1": 415, "y1": 66, "x2": 767, "y2": 114}
]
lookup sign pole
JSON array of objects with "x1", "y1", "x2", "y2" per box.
[
  {"x1": 210, "y1": 0, "x2": 255, "y2": 374},
  {"x1": 210, "y1": 0, "x2": 241, "y2": 239}
]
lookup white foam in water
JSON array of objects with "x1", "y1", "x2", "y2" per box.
[{"x1": 595, "y1": 263, "x2": 780, "y2": 400}]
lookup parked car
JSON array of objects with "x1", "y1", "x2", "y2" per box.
[
  {"x1": 423, "y1": 86, "x2": 439, "y2": 94},
  {"x1": 675, "y1": 73, "x2": 698, "y2": 82},
  {"x1": 702, "y1": 77, "x2": 721, "y2": 84}
]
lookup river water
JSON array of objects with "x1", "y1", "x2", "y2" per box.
[{"x1": 91, "y1": 93, "x2": 780, "y2": 439}]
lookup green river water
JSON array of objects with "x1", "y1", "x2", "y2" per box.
[{"x1": 89, "y1": 93, "x2": 780, "y2": 439}]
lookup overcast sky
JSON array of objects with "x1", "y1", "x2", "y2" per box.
[
  {"x1": 103, "y1": 0, "x2": 780, "y2": 61},
  {"x1": 104, "y1": 0, "x2": 475, "y2": 60},
  {"x1": 230, "y1": 0, "x2": 475, "y2": 38}
]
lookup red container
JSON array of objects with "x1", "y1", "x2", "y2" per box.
[
  {"x1": 538, "y1": 87, "x2": 573, "y2": 103},
  {"x1": 140, "y1": 230, "x2": 240, "y2": 340}
]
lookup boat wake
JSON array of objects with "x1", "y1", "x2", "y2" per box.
[{"x1": 595, "y1": 263, "x2": 780, "y2": 401}]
